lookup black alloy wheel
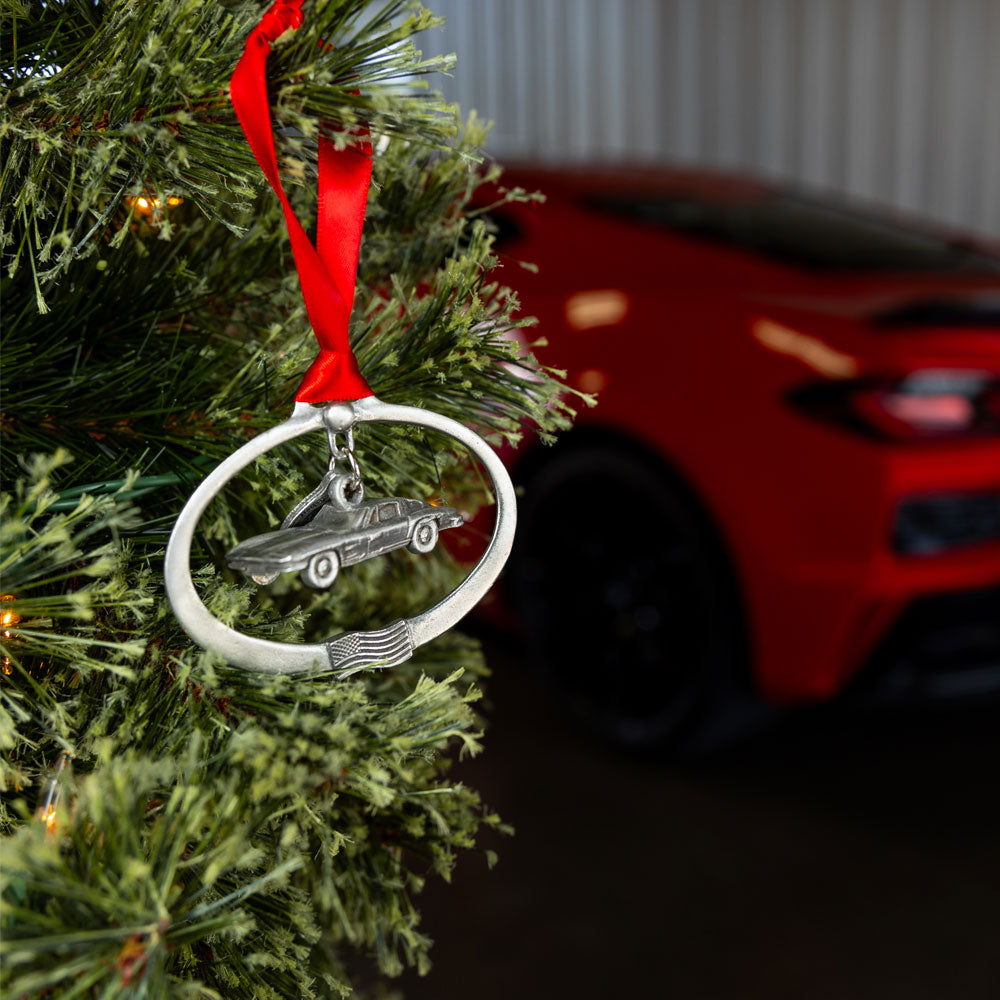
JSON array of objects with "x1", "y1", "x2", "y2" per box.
[{"x1": 507, "y1": 440, "x2": 747, "y2": 750}]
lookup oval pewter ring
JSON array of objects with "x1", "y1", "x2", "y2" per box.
[{"x1": 163, "y1": 396, "x2": 517, "y2": 675}]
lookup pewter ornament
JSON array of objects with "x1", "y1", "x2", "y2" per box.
[
  {"x1": 226, "y1": 487, "x2": 462, "y2": 588},
  {"x1": 163, "y1": 397, "x2": 516, "y2": 675}
]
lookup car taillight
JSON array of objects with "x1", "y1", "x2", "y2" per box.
[{"x1": 788, "y1": 369, "x2": 1000, "y2": 440}]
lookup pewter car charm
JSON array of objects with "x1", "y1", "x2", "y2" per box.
[
  {"x1": 226, "y1": 424, "x2": 464, "y2": 589},
  {"x1": 228, "y1": 488, "x2": 463, "y2": 589},
  {"x1": 164, "y1": 398, "x2": 516, "y2": 676}
]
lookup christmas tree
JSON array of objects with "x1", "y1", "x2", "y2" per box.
[{"x1": 0, "y1": 2, "x2": 574, "y2": 995}]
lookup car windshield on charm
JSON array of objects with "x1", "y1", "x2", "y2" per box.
[{"x1": 227, "y1": 491, "x2": 463, "y2": 589}]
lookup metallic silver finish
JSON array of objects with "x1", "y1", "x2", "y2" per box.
[
  {"x1": 325, "y1": 423, "x2": 362, "y2": 485},
  {"x1": 282, "y1": 470, "x2": 361, "y2": 530},
  {"x1": 164, "y1": 397, "x2": 516, "y2": 675},
  {"x1": 326, "y1": 619, "x2": 414, "y2": 675},
  {"x1": 225, "y1": 491, "x2": 463, "y2": 588}
]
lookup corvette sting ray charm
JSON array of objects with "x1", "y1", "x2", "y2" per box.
[{"x1": 227, "y1": 474, "x2": 464, "y2": 589}]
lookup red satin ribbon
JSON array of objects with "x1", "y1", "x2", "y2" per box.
[{"x1": 230, "y1": 0, "x2": 373, "y2": 403}]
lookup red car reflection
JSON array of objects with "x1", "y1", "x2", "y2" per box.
[{"x1": 490, "y1": 166, "x2": 1000, "y2": 747}]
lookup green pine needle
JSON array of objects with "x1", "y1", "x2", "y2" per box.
[{"x1": 1, "y1": 2, "x2": 580, "y2": 995}]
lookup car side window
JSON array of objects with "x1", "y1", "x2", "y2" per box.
[
  {"x1": 585, "y1": 192, "x2": 1000, "y2": 274},
  {"x1": 378, "y1": 502, "x2": 399, "y2": 521}
]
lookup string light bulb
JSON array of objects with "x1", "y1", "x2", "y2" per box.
[
  {"x1": 1, "y1": 595, "x2": 18, "y2": 674},
  {"x1": 1, "y1": 593, "x2": 20, "y2": 633},
  {"x1": 38, "y1": 751, "x2": 72, "y2": 835},
  {"x1": 127, "y1": 194, "x2": 184, "y2": 220}
]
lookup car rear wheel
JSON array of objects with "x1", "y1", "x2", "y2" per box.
[
  {"x1": 303, "y1": 551, "x2": 339, "y2": 589},
  {"x1": 409, "y1": 518, "x2": 439, "y2": 554},
  {"x1": 508, "y1": 440, "x2": 748, "y2": 750}
]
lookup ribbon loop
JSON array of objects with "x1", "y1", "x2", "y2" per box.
[
  {"x1": 258, "y1": 0, "x2": 303, "y2": 43},
  {"x1": 230, "y1": 0, "x2": 373, "y2": 403}
]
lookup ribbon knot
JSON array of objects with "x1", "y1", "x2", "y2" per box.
[
  {"x1": 258, "y1": 0, "x2": 303, "y2": 44},
  {"x1": 296, "y1": 349, "x2": 371, "y2": 405}
]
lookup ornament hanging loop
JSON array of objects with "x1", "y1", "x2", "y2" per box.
[{"x1": 325, "y1": 421, "x2": 360, "y2": 486}]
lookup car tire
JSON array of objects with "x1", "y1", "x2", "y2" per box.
[
  {"x1": 250, "y1": 571, "x2": 279, "y2": 586},
  {"x1": 303, "y1": 551, "x2": 339, "y2": 589},
  {"x1": 409, "y1": 518, "x2": 439, "y2": 554},
  {"x1": 507, "y1": 439, "x2": 749, "y2": 751}
]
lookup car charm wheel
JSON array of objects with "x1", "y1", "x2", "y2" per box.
[
  {"x1": 409, "y1": 518, "x2": 439, "y2": 554},
  {"x1": 304, "y1": 551, "x2": 339, "y2": 588}
]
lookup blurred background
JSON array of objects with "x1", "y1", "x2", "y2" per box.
[
  {"x1": 425, "y1": 0, "x2": 1000, "y2": 236},
  {"x1": 401, "y1": 3, "x2": 1000, "y2": 998},
  {"x1": 399, "y1": 642, "x2": 1000, "y2": 1000}
]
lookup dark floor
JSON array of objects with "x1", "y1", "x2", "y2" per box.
[{"x1": 401, "y1": 634, "x2": 1000, "y2": 1000}]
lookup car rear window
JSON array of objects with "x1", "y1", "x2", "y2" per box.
[{"x1": 586, "y1": 191, "x2": 1000, "y2": 274}]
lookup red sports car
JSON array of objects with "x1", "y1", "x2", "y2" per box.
[{"x1": 490, "y1": 166, "x2": 1000, "y2": 748}]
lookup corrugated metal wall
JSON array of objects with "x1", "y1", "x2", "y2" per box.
[{"x1": 422, "y1": 0, "x2": 1000, "y2": 237}]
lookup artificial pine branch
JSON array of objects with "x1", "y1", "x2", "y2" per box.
[{"x1": 1, "y1": 1, "x2": 578, "y2": 996}]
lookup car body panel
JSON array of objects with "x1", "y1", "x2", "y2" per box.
[{"x1": 490, "y1": 165, "x2": 1000, "y2": 702}]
